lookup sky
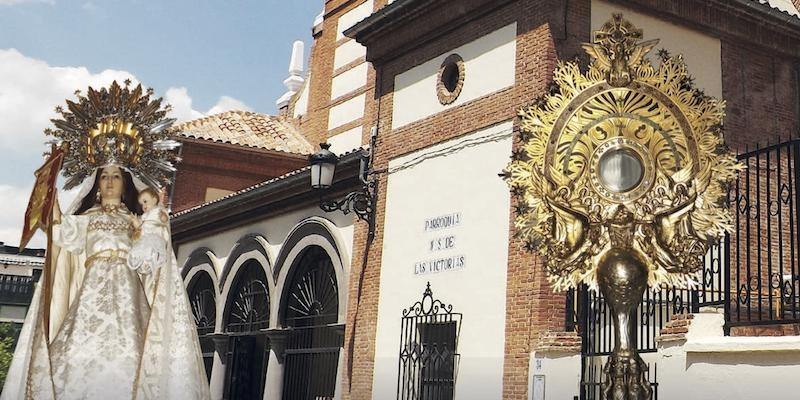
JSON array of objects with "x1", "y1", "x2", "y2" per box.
[{"x1": 0, "y1": 0, "x2": 323, "y2": 249}]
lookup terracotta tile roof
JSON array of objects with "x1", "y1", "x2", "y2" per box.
[{"x1": 170, "y1": 110, "x2": 314, "y2": 155}]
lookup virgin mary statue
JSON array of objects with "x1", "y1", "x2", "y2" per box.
[{"x1": 2, "y1": 82, "x2": 211, "y2": 400}]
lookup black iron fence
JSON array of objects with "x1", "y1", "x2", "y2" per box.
[
  {"x1": 574, "y1": 138, "x2": 800, "y2": 399},
  {"x1": 727, "y1": 139, "x2": 800, "y2": 330}
]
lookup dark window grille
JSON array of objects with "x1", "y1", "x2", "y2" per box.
[
  {"x1": 225, "y1": 335, "x2": 269, "y2": 400},
  {"x1": 224, "y1": 260, "x2": 270, "y2": 333},
  {"x1": 188, "y1": 272, "x2": 217, "y2": 335},
  {"x1": 0, "y1": 274, "x2": 38, "y2": 305},
  {"x1": 221, "y1": 260, "x2": 270, "y2": 400},
  {"x1": 397, "y1": 282, "x2": 461, "y2": 400},
  {"x1": 282, "y1": 245, "x2": 341, "y2": 400},
  {"x1": 187, "y1": 271, "x2": 217, "y2": 381}
]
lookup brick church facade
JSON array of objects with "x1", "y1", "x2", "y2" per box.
[{"x1": 171, "y1": 1, "x2": 800, "y2": 399}]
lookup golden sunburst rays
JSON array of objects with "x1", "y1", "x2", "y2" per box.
[
  {"x1": 504, "y1": 14, "x2": 742, "y2": 290},
  {"x1": 45, "y1": 80, "x2": 181, "y2": 190}
]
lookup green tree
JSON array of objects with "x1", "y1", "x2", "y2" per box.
[{"x1": 0, "y1": 322, "x2": 21, "y2": 390}]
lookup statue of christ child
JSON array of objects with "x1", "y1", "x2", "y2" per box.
[{"x1": 127, "y1": 187, "x2": 170, "y2": 275}]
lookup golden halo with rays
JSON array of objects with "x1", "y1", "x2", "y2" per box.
[{"x1": 45, "y1": 80, "x2": 181, "y2": 190}]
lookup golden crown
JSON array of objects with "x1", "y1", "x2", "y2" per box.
[{"x1": 46, "y1": 80, "x2": 181, "y2": 190}]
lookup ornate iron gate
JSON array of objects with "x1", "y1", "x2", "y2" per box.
[
  {"x1": 397, "y1": 282, "x2": 461, "y2": 400},
  {"x1": 282, "y1": 245, "x2": 342, "y2": 400},
  {"x1": 574, "y1": 139, "x2": 800, "y2": 396}
]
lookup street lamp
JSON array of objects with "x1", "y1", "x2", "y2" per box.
[
  {"x1": 309, "y1": 143, "x2": 338, "y2": 189},
  {"x1": 309, "y1": 129, "x2": 379, "y2": 240}
]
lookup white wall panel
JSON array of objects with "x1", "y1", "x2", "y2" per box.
[
  {"x1": 336, "y1": 0, "x2": 374, "y2": 41},
  {"x1": 331, "y1": 62, "x2": 369, "y2": 101},
  {"x1": 372, "y1": 121, "x2": 513, "y2": 399},
  {"x1": 334, "y1": 39, "x2": 366, "y2": 70},
  {"x1": 392, "y1": 23, "x2": 517, "y2": 129},
  {"x1": 328, "y1": 126, "x2": 363, "y2": 155},
  {"x1": 327, "y1": 93, "x2": 365, "y2": 130}
]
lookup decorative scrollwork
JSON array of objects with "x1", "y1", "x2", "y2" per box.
[
  {"x1": 782, "y1": 280, "x2": 795, "y2": 302},
  {"x1": 320, "y1": 190, "x2": 374, "y2": 224},
  {"x1": 738, "y1": 284, "x2": 750, "y2": 305},
  {"x1": 228, "y1": 279, "x2": 269, "y2": 332},
  {"x1": 503, "y1": 13, "x2": 743, "y2": 291},
  {"x1": 285, "y1": 247, "x2": 339, "y2": 327},
  {"x1": 402, "y1": 282, "x2": 454, "y2": 318},
  {"x1": 224, "y1": 263, "x2": 270, "y2": 333},
  {"x1": 191, "y1": 288, "x2": 217, "y2": 333}
]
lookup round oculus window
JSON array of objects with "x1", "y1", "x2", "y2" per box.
[{"x1": 437, "y1": 54, "x2": 465, "y2": 105}]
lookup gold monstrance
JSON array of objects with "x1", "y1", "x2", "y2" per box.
[{"x1": 504, "y1": 14, "x2": 741, "y2": 400}]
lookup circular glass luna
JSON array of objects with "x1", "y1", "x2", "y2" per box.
[{"x1": 597, "y1": 148, "x2": 644, "y2": 193}]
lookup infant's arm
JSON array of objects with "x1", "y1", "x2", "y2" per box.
[
  {"x1": 128, "y1": 214, "x2": 142, "y2": 240},
  {"x1": 158, "y1": 209, "x2": 169, "y2": 224},
  {"x1": 128, "y1": 214, "x2": 142, "y2": 229}
]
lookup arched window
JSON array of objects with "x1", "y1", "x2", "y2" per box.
[
  {"x1": 187, "y1": 271, "x2": 216, "y2": 381},
  {"x1": 281, "y1": 245, "x2": 341, "y2": 400},
  {"x1": 188, "y1": 272, "x2": 216, "y2": 335},
  {"x1": 224, "y1": 260, "x2": 270, "y2": 333},
  {"x1": 284, "y1": 246, "x2": 339, "y2": 328},
  {"x1": 222, "y1": 259, "x2": 270, "y2": 400}
]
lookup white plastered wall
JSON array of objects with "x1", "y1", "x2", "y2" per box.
[
  {"x1": 333, "y1": 39, "x2": 366, "y2": 71},
  {"x1": 657, "y1": 311, "x2": 800, "y2": 399},
  {"x1": 528, "y1": 352, "x2": 582, "y2": 400},
  {"x1": 328, "y1": 126, "x2": 363, "y2": 155},
  {"x1": 328, "y1": 93, "x2": 366, "y2": 131},
  {"x1": 391, "y1": 23, "x2": 517, "y2": 129},
  {"x1": 372, "y1": 121, "x2": 513, "y2": 399},
  {"x1": 592, "y1": 0, "x2": 721, "y2": 97},
  {"x1": 331, "y1": 62, "x2": 369, "y2": 101},
  {"x1": 336, "y1": 0, "x2": 374, "y2": 41}
]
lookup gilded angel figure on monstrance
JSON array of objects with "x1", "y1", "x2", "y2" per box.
[{"x1": 2, "y1": 81, "x2": 210, "y2": 400}]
